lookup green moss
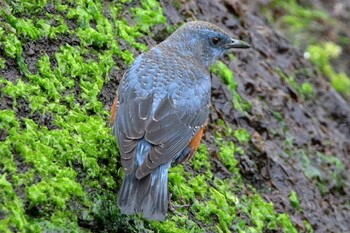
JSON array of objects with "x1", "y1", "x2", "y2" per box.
[
  {"x1": 299, "y1": 150, "x2": 322, "y2": 179},
  {"x1": 0, "y1": 57, "x2": 5, "y2": 69},
  {"x1": 214, "y1": 120, "x2": 247, "y2": 174},
  {"x1": 0, "y1": 173, "x2": 39, "y2": 233},
  {"x1": 215, "y1": 122, "x2": 298, "y2": 233},
  {"x1": 1, "y1": 33, "x2": 22, "y2": 59},
  {"x1": 276, "y1": 213, "x2": 297, "y2": 233},
  {"x1": 217, "y1": 140, "x2": 240, "y2": 174},
  {"x1": 296, "y1": 149, "x2": 345, "y2": 196},
  {"x1": 261, "y1": 1, "x2": 349, "y2": 96},
  {"x1": 172, "y1": 0, "x2": 181, "y2": 10},
  {"x1": 9, "y1": 0, "x2": 47, "y2": 15},
  {"x1": 150, "y1": 215, "x2": 202, "y2": 233},
  {"x1": 130, "y1": 0, "x2": 167, "y2": 33},
  {"x1": 168, "y1": 165, "x2": 193, "y2": 202},
  {"x1": 211, "y1": 61, "x2": 251, "y2": 112},
  {"x1": 276, "y1": 68, "x2": 315, "y2": 99},
  {"x1": 300, "y1": 82, "x2": 314, "y2": 97},
  {"x1": 161, "y1": 143, "x2": 241, "y2": 232},
  {"x1": 234, "y1": 128, "x2": 250, "y2": 143},
  {"x1": 289, "y1": 191, "x2": 299, "y2": 209},
  {"x1": 307, "y1": 42, "x2": 350, "y2": 95},
  {"x1": 303, "y1": 220, "x2": 314, "y2": 233},
  {"x1": 261, "y1": 0, "x2": 331, "y2": 47},
  {"x1": 266, "y1": 0, "x2": 329, "y2": 32},
  {"x1": 190, "y1": 144, "x2": 212, "y2": 179}
]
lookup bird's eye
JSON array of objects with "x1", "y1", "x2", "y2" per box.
[{"x1": 211, "y1": 37, "x2": 221, "y2": 45}]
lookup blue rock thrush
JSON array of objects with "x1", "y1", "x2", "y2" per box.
[{"x1": 110, "y1": 21, "x2": 250, "y2": 220}]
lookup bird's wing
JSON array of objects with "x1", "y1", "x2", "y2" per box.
[
  {"x1": 113, "y1": 85, "x2": 209, "y2": 179},
  {"x1": 136, "y1": 97, "x2": 209, "y2": 179},
  {"x1": 113, "y1": 88, "x2": 154, "y2": 175}
]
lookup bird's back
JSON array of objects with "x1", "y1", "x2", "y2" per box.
[{"x1": 119, "y1": 45, "x2": 211, "y2": 115}]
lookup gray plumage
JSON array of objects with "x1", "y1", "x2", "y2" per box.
[{"x1": 111, "y1": 21, "x2": 250, "y2": 220}]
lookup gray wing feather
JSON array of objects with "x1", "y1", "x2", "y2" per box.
[
  {"x1": 136, "y1": 101, "x2": 209, "y2": 179},
  {"x1": 152, "y1": 97, "x2": 177, "y2": 120},
  {"x1": 115, "y1": 89, "x2": 154, "y2": 174}
]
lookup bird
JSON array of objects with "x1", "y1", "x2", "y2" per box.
[{"x1": 110, "y1": 21, "x2": 250, "y2": 221}]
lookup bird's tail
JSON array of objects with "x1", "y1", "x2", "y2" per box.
[{"x1": 118, "y1": 140, "x2": 170, "y2": 221}]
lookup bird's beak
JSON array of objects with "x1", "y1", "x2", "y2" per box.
[{"x1": 225, "y1": 38, "x2": 250, "y2": 49}]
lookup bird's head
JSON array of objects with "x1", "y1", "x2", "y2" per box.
[{"x1": 162, "y1": 21, "x2": 250, "y2": 68}]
